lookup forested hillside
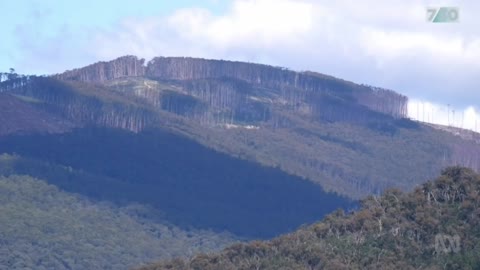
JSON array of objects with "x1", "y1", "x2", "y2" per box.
[
  {"x1": 0, "y1": 93, "x2": 71, "y2": 136},
  {"x1": 0, "y1": 129, "x2": 353, "y2": 239},
  {"x1": 0, "y1": 173, "x2": 236, "y2": 270},
  {"x1": 141, "y1": 167, "x2": 480, "y2": 270},
  {"x1": 56, "y1": 56, "x2": 408, "y2": 119},
  {"x1": 2, "y1": 56, "x2": 479, "y2": 199},
  {"x1": 1, "y1": 56, "x2": 480, "y2": 269}
]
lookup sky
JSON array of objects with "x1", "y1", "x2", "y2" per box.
[{"x1": 1, "y1": 0, "x2": 479, "y2": 131}]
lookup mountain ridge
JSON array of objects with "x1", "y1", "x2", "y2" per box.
[
  {"x1": 54, "y1": 55, "x2": 408, "y2": 119},
  {"x1": 1, "y1": 56, "x2": 479, "y2": 199}
]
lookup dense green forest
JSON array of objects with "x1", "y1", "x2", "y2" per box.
[
  {"x1": 141, "y1": 167, "x2": 480, "y2": 270},
  {"x1": 0, "y1": 174, "x2": 236, "y2": 270}
]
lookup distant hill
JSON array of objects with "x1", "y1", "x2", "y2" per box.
[
  {"x1": 139, "y1": 167, "x2": 480, "y2": 270},
  {"x1": 1, "y1": 56, "x2": 479, "y2": 199}
]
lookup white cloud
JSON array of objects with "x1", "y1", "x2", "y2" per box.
[
  {"x1": 89, "y1": 0, "x2": 316, "y2": 60},
  {"x1": 88, "y1": 0, "x2": 480, "y2": 75},
  {"x1": 167, "y1": 0, "x2": 314, "y2": 48}
]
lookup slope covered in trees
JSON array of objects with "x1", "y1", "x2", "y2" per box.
[
  {"x1": 0, "y1": 129, "x2": 354, "y2": 238},
  {"x1": 0, "y1": 173, "x2": 236, "y2": 270},
  {"x1": 1, "y1": 56, "x2": 479, "y2": 199},
  {"x1": 56, "y1": 56, "x2": 408, "y2": 119},
  {"x1": 1, "y1": 57, "x2": 480, "y2": 269},
  {"x1": 140, "y1": 167, "x2": 480, "y2": 270},
  {"x1": 0, "y1": 93, "x2": 72, "y2": 136}
]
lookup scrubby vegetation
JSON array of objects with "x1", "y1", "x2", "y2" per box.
[{"x1": 141, "y1": 167, "x2": 480, "y2": 270}]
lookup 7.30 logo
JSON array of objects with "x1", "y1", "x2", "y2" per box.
[{"x1": 427, "y1": 7, "x2": 459, "y2": 23}]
